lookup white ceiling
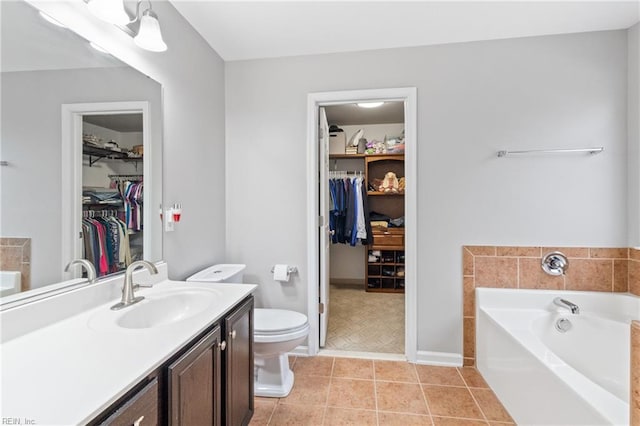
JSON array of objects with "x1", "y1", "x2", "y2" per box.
[
  {"x1": 170, "y1": 1, "x2": 640, "y2": 61},
  {"x1": 325, "y1": 102, "x2": 404, "y2": 125},
  {"x1": 84, "y1": 114, "x2": 143, "y2": 133}
]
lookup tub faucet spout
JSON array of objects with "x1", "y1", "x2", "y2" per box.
[{"x1": 553, "y1": 297, "x2": 580, "y2": 314}]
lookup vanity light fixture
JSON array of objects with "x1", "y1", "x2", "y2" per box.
[
  {"x1": 357, "y1": 102, "x2": 385, "y2": 108},
  {"x1": 85, "y1": 0, "x2": 167, "y2": 52},
  {"x1": 133, "y1": 8, "x2": 167, "y2": 52},
  {"x1": 86, "y1": 0, "x2": 130, "y2": 26}
]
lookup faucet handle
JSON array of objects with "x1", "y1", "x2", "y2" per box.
[{"x1": 133, "y1": 283, "x2": 154, "y2": 290}]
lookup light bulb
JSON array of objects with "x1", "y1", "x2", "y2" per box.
[
  {"x1": 357, "y1": 102, "x2": 385, "y2": 108},
  {"x1": 134, "y1": 9, "x2": 167, "y2": 52}
]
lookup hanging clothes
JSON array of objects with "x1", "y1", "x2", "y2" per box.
[
  {"x1": 329, "y1": 175, "x2": 371, "y2": 246},
  {"x1": 81, "y1": 215, "x2": 130, "y2": 276},
  {"x1": 111, "y1": 178, "x2": 143, "y2": 232}
]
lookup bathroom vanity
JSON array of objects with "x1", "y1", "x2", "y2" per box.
[{"x1": 0, "y1": 263, "x2": 256, "y2": 426}]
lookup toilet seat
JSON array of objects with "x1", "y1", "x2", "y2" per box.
[{"x1": 254, "y1": 308, "x2": 309, "y2": 343}]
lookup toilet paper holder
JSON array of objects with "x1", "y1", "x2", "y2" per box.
[{"x1": 270, "y1": 266, "x2": 298, "y2": 274}]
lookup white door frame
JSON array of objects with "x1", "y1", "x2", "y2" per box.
[
  {"x1": 306, "y1": 87, "x2": 418, "y2": 361},
  {"x1": 61, "y1": 101, "x2": 151, "y2": 278}
]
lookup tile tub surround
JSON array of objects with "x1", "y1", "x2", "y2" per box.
[
  {"x1": 0, "y1": 237, "x2": 30, "y2": 291},
  {"x1": 463, "y1": 245, "x2": 638, "y2": 366},
  {"x1": 249, "y1": 356, "x2": 514, "y2": 425}
]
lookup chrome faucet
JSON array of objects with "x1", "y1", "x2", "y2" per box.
[
  {"x1": 553, "y1": 297, "x2": 580, "y2": 314},
  {"x1": 64, "y1": 259, "x2": 97, "y2": 284},
  {"x1": 111, "y1": 260, "x2": 158, "y2": 311}
]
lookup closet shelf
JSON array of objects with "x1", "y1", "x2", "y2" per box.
[
  {"x1": 83, "y1": 144, "x2": 143, "y2": 166},
  {"x1": 367, "y1": 191, "x2": 404, "y2": 196},
  {"x1": 329, "y1": 153, "x2": 404, "y2": 159}
]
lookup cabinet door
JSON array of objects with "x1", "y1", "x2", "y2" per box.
[
  {"x1": 168, "y1": 326, "x2": 222, "y2": 426},
  {"x1": 224, "y1": 297, "x2": 254, "y2": 426},
  {"x1": 99, "y1": 378, "x2": 158, "y2": 426}
]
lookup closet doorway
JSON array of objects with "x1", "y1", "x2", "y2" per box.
[
  {"x1": 324, "y1": 102, "x2": 406, "y2": 356},
  {"x1": 306, "y1": 88, "x2": 417, "y2": 362}
]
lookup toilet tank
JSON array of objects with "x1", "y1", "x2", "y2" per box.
[{"x1": 186, "y1": 264, "x2": 246, "y2": 283}]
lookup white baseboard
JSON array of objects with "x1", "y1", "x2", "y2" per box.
[
  {"x1": 415, "y1": 350, "x2": 463, "y2": 367},
  {"x1": 287, "y1": 345, "x2": 310, "y2": 357}
]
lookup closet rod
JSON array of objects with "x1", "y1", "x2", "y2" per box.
[
  {"x1": 497, "y1": 147, "x2": 604, "y2": 157},
  {"x1": 329, "y1": 171, "x2": 363, "y2": 177},
  {"x1": 109, "y1": 174, "x2": 143, "y2": 180}
]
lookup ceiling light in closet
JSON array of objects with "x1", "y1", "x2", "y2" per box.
[
  {"x1": 85, "y1": 0, "x2": 167, "y2": 52},
  {"x1": 357, "y1": 102, "x2": 385, "y2": 108}
]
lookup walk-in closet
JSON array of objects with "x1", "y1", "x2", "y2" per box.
[
  {"x1": 81, "y1": 114, "x2": 144, "y2": 278},
  {"x1": 324, "y1": 101, "x2": 406, "y2": 354}
]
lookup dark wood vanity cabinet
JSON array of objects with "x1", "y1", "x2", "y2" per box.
[
  {"x1": 168, "y1": 326, "x2": 222, "y2": 426},
  {"x1": 99, "y1": 378, "x2": 159, "y2": 426},
  {"x1": 91, "y1": 296, "x2": 254, "y2": 426},
  {"x1": 223, "y1": 297, "x2": 254, "y2": 426}
]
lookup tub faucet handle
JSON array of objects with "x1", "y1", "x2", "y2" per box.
[{"x1": 542, "y1": 252, "x2": 569, "y2": 276}]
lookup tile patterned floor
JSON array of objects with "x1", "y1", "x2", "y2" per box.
[
  {"x1": 250, "y1": 356, "x2": 514, "y2": 426},
  {"x1": 325, "y1": 285, "x2": 404, "y2": 353}
]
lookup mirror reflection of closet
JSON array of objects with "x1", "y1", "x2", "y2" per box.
[{"x1": 81, "y1": 114, "x2": 144, "y2": 278}]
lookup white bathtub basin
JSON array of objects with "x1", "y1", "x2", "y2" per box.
[
  {"x1": 476, "y1": 288, "x2": 639, "y2": 426},
  {"x1": 0, "y1": 271, "x2": 21, "y2": 297}
]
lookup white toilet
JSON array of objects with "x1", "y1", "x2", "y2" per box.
[{"x1": 187, "y1": 264, "x2": 309, "y2": 397}]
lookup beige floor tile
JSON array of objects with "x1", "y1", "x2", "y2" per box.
[
  {"x1": 333, "y1": 357, "x2": 374, "y2": 380},
  {"x1": 279, "y1": 375, "x2": 330, "y2": 406},
  {"x1": 323, "y1": 407, "x2": 377, "y2": 426},
  {"x1": 415, "y1": 365, "x2": 465, "y2": 386},
  {"x1": 432, "y1": 416, "x2": 488, "y2": 425},
  {"x1": 268, "y1": 403, "x2": 325, "y2": 425},
  {"x1": 293, "y1": 356, "x2": 334, "y2": 377},
  {"x1": 376, "y1": 382, "x2": 429, "y2": 415},
  {"x1": 374, "y1": 360, "x2": 418, "y2": 383},
  {"x1": 470, "y1": 389, "x2": 513, "y2": 422},
  {"x1": 488, "y1": 422, "x2": 515, "y2": 425},
  {"x1": 327, "y1": 378, "x2": 376, "y2": 410},
  {"x1": 457, "y1": 367, "x2": 489, "y2": 388},
  {"x1": 378, "y1": 411, "x2": 433, "y2": 425},
  {"x1": 249, "y1": 399, "x2": 277, "y2": 425},
  {"x1": 422, "y1": 385, "x2": 484, "y2": 419},
  {"x1": 326, "y1": 285, "x2": 404, "y2": 353}
]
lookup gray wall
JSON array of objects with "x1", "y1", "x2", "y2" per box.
[
  {"x1": 225, "y1": 30, "x2": 629, "y2": 356},
  {"x1": 1, "y1": 67, "x2": 161, "y2": 287},
  {"x1": 629, "y1": 23, "x2": 640, "y2": 247}
]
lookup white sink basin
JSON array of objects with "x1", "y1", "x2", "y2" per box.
[{"x1": 89, "y1": 287, "x2": 222, "y2": 331}]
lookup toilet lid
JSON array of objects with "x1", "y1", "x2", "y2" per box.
[{"x1": 254, "y1": 308, "x2": 308, "y2": 333}]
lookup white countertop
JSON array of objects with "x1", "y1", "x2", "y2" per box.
[{"x1": 0, "y1": 279, "x2": 256, "y2": 425}]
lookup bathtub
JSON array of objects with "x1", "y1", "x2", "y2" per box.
[{"x1": 476, "y1": 288, "x2": 640, "y2": 426}]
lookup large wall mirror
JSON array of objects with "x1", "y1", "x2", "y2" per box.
[{"x1": 0, "y1": 0, "x2": 163, "y2": 304}]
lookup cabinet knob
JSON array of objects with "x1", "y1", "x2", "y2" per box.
[
  {"x1": 219, "y1": 340, "x2": 226, "y2": 351},
  {"x1": 133, "y1": 415, "x2": 145, "y2": 426},
  {"x1": 230, "y1": 330, "x2": 237, "y2": 339}
]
